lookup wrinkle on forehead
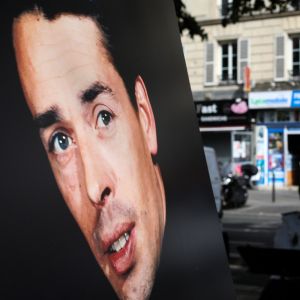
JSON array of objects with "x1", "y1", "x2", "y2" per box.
[
  {"x1": 14, "y1": 13, "x2": 107, "y2": 70},
  {"x1": 13, "y1": 11, "x2": 105, "y2": 51}
]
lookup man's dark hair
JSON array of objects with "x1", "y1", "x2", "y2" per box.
[{"x1": 10, "y1": 0, "x2": 138, "y2": 110}]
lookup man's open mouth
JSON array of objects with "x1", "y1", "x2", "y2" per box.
[
  {"x1": 108, "y1": 231, "x2": 130, "y2": 253},
  {"x1": 103, "y1": 223, "x2": 136, "y2": 275}
]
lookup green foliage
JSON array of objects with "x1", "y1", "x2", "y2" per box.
[
  {"x1": 223, "y1": 0, "x2": 300, "y2": 26},
  {"x1": 175, "y1": 0, "x2": 300, "y2": 40},
  {"x1": 174, "y1": 0, "x2": 207, "y2": 39}
]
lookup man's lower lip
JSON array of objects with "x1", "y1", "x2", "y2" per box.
[{"x1": 108, "y1": 227, "x2": 135, "y2": 276}]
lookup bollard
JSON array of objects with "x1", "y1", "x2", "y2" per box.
[{"x1": 272, "y1": 170, "x2": 276, "y2": 203}]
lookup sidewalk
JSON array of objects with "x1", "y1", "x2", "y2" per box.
[{"x1": 225, "y1": 188, "x2": 300, "y2": 217}]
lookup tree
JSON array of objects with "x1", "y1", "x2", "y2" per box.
[
  {"x1": 174, "y1": 0, "x2": 207, "y2": 39},
  {"x1": 175, "y1": 0, "x2": 300, "y2": 40},
  {"x1": 222, "y1": 0, "x2": 300, "y2": 26}
]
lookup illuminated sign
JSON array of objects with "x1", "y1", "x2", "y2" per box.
[
  {"x1": 291, "y1": 90, "x2": 300, "y2": 107},
  {"x1": 195, "y1": 99, "x2": 250, "y2": 127},
  {"x1": 249, "y1": 90, "x2": 300, "y2": 109},
  {"x1": 249, "y1": 91, "x2": 292, "y2": 109}
]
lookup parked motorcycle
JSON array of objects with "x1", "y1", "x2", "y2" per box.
[
  {"x1": 222, "y1": 173, "x2": 248, "y2": 208},
  {"x1": 221, "y1": 164, "x2": 258, "y2": 208}
]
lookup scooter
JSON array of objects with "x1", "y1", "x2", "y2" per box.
[{"x1": 222, "y1": 172, "x2": 248, "y2": 208}]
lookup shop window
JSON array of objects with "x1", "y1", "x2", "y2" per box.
[
  {"x1": 277, "y1": 110, "x2": 290, "y2": 122},
  {"x1": 295, "y1": 110, "x2": 300, "y2": 122},
  {"x1": 232, "y1": 133, "x2": 252, "y2": 165},
  {"x1": 265, "y1": 111, "x2": 276, "y2": 123},
  {"x1": 268, "y1": 131, "x2": 284, "y2": 179},
  {"x1": 257, "y1": 111, "x2": 293, "y2": 123},
  {"x1": 220, "y1": 41, "x2": 237, "y2": 83},
  {"x1": 290, "y1": 111, "x2": 296, "y2": 122},
  {"x1": 256, "y1": 111, "x2": 264, "y2": 123}
]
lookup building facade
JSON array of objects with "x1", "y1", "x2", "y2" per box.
[{"x1": 182, "y1": 0, "x2": 300, "y2": 187}]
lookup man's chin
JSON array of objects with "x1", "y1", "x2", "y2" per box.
[
  {"x1": 109, "y1": 240, "x2": 159, "y2": 300},
  {"x1": 92, "y1": 221, "x2": 159, "y2": 299},
  {"x1": 114, "y1": 266, "x2": 155, "y2": 300}
]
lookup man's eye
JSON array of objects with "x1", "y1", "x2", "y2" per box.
[
  {"x1": 97, "y1": 110, "x2": 113, "y2": 128},
  {"x1": 49, "y1": 132, "x2": 72, "y2": 153}
]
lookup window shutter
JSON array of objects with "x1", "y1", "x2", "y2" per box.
[
  {"x1": 205, "y1": 42, "x2": 214, "y2": 85},
  {"x1": 238, "y1": 38, "x2": 249, "y2": 83},
  {"x1": 275, "y1": 34, "x2": 285, "y2": 80}
]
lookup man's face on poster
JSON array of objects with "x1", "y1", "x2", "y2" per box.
[{"x1": 13, "y1": 12, "x2": 166, "y2": 300}]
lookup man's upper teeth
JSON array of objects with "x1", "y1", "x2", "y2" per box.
[
  {"x1": 124, "y1": 232, "x2": 129, "y2": 241},
  {"x1": 111, "y1": 232, "x2": 129, "y2": 252}
]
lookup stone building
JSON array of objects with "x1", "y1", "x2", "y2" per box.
[{"x1": 182, "y1": 0, "x2": 300, "y2": 186}]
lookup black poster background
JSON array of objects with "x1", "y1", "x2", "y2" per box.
[{"x1": 0, "y1": 1, "x2": 235, "y2": 299}]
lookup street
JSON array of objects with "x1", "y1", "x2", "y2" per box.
[{"x1": 222, "y1": 188, "x2": 300, "y2": 300}]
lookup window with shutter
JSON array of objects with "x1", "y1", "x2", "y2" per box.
[
  {"x1": 205, "y1": 42, "x2": 215, "y2": 85},
  {"x1": 220, "y1": 41, "x2": 237, "y2": 83},
  {"x1": 238, "y1": 39, "x2": 249, "y2": 83},
  {"x1": 292, "y1": 37, "x2": 300, "y2": 77},
  {"x1": 218, "y1": 0, "x2": 233, "y2": 16},
  {"x1": 275, "y1": 35, "x2": 285, "y2": 80}
]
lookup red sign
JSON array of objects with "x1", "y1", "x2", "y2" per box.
[{"x1": 244, "y1": 65, "x2": 251, "y2": 92}]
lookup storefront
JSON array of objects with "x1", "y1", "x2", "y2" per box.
[
  {"x1": 249, "y1": 90, "x2": 300, "y2": 187},
  {"x1": 195, "y1": 98, "x2": 252, "y2": 175}
]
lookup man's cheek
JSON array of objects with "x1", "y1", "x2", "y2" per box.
[{"x1": 51, "y1": 159, "x2": 86, "y2": 218}]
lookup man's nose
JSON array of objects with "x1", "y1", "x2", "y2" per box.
[{"x1": 79, "y1": 137, "x2": 114, "y2": 207}]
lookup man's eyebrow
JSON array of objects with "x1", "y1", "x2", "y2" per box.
[
  {"x1": 80, "y1": 81, "x2": 113, "y2": 104},
  {"x1": 33, "y1": 106, "x2": 62, "y2": 130}
]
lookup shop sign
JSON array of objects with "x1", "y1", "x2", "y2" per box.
[
  {"x1": 291, "y1": 90, "x2": 300, "y2": 107},
  {"x1": 249, "y1": 91, "x2": 292, "y2": 109},
  {"x1": 249, "y1": 90, "x2": 300, "y2": 109},
  {"x1": 195, "y1": 99, "x2": 250, "y2": 127}
]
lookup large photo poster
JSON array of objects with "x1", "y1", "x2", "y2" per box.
[{"x1": 0, "y1": 1, "x2": 235, "y2": 299}]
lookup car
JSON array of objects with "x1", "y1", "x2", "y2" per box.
[{"x1": 204, "y1": 146, "x2": 223, "y2": 218}]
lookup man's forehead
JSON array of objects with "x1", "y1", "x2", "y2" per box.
[
  {"x1": 13, "y1": 12, "x2": 105, "y2": 53},
  {"x1": 13, "y1": 12, "x2": 116, "y2": 112}
]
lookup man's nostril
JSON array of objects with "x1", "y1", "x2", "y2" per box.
[{"x1": 100, "y1": 187, "x2": 111, "y2": 203}]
